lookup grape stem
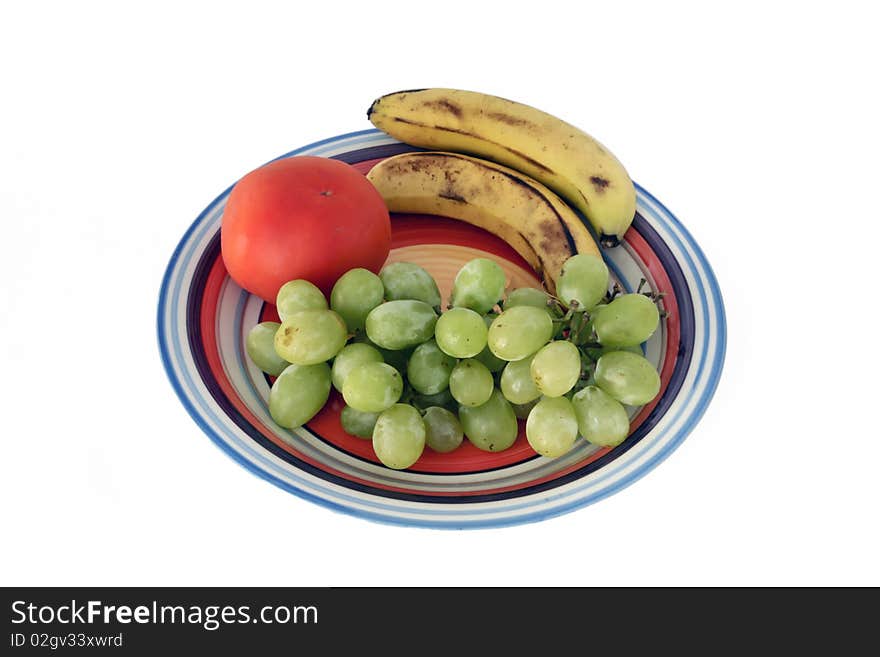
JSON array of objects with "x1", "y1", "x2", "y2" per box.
[
  {"x1": 636, "y1": 277, "x2": 668, "y2": 305},
  {"x1": 544, "y1": 282, "x2": 667, "y2": 349},
  {"x1": 602, "y1": 282, "x2": 623, "y2": 304},
  {"x1": 567, "y1": 311, "x2": 585, "y2": 344},
  {"x1": 546, "y1": 296, "x2": 567, "y2": 315}
]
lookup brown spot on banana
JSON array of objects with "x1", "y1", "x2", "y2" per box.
[
  {"x1": 438, "y1": 191, "x2": 467, "y2": 203},
  {"x1": 538, "y1": 220, "x2": 568, "y2": 254},
  {"x1": 423, "y1": 99, "x2": 463, "y2": 118},
  {"x1": 590, "y1": 176, "x2": 610, "y2": 192},
  {"x1": 486, "y1": 112, "x2": 534, "y2": 128}
]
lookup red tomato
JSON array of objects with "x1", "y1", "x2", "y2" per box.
[{"x1": 221, "y1": 156, "x2": 391, "y2": 302}]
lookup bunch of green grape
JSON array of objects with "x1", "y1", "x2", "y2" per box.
[{"x1": 245, "y1": 254, "x2": 664, "y2": 470}]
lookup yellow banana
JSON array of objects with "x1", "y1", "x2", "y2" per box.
[
  {"x1": 367, "y1": 88, "x2": 636, "y2": 247},
  {"x1": 365, "y1": 151, "x2": 600, "y2": 296}
]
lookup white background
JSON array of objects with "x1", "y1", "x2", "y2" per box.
[{"x1": 2, "y1": 1, "x2": 878, "y2": 587}]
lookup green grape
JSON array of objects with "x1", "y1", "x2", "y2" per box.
[
  {"x1": 500, "y1": 354, "x2": 541, "y2": 405},
  {"x1": 276, "y1": 279, "x2": 328, "y2": 321},
  {"x1": 487, "y1": 306, "x2": 553, "y2": 361},
  {"x1": 571, "y1": 385, "x2": 630, "y2": 447},
  {"x1": 557, "y1": 254, "x2": 609, "y2": 311},
  {"x1": 422, "y1": 406, "x2": 464, "y2": 453},
  {"x1": 450, "y1": 258, "x2": 506, "y2": 314},
  {"x1": 512, "y1": 398, "x2": 540, "y2": 420},
  {"x1": 341, "y1": 362, "x2": 404, "y2": 413},
  {"x1": 594, "y1": 351, "x2": 661, "y2": 406},
  {"x1": 407, "y1": 340, "x2": 457, "y2": 395},
  {"x1": 585, "y1": 310, "x2": 646, "y2": 361},
  {"x1": 525, "y1": 396, "x2": 579, "y2": 458},
  {"x1": 503, "y1": 286, "x2": 561, "y2": 337},
  {"x1": 473, "y1": 314, "x2": 506, "y2": 372},
  {"x1": 330, "y1": 268, "x2": 385, "y2": 333},
  {"x1": 459, "y1": 389, "x2": 518, "y2": 453},
  {"x1": 340, "y1": 405, "x2": 380, "y2": 439},
  {"x1": 435, "y1": 307, "x2": 488, "y2": 358},
  {"x1": 379, "y1": 262, "x2": 442, "y2": 308},
  {"x1": 530, "y1": 340, "x2": 581, "y2": 398},
  {"x1": 504, "y1": 286, "x2": 553, "y2": 310},
  {"x1": 268, "y1": 363, "x2": 331, "y2": 429},
  {"x1": 448, "y1": 359, "x2": 494, "y2": 407},
  {"x1": 245, "y1": 321, "x2": 289, "y2": 376},
  {"x1": 410, "y1": 388, "x2": 456, "y2": 413},
  {"x1": 365, "y1": 300, "x2": 438, "y2": 350},
  {"x1": 274, "y1": 309, "x2": 347, "y2": 365},
  {"x1": 593, "y1": 293, "x2": 660, "y2": 348},
  {"x1": 372, "y1": 404, "x2": 426, "y2": 469},
  {"x1": 331, "y1": 342, "x2": 383, "y2": 392}
]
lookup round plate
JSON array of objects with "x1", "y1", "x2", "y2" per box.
[{"x1": 157, "y1": 129, "x2": 726, "y2": 529}]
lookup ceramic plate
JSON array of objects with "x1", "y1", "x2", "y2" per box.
[{"x1": 157, "y1": 129, "x2": 726, "y2": 528}]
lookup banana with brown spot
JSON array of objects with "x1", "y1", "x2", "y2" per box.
[
  {"x1": 365, "y1": 151, "x2": 600, "y2": 296},
  {"x1": 367, "y1": 88, "x2": 636, "y2": 247}
]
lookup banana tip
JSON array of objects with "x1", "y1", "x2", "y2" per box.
[
  {"x1": 600, "y1": 234, "x2": 621, "y2": 249},
  {"x1": 366, "y1": 99, "x2": 379, "y2": 121},
  {"x1": 368, "y1": 89, "x2": 431, "y2": 121}
]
